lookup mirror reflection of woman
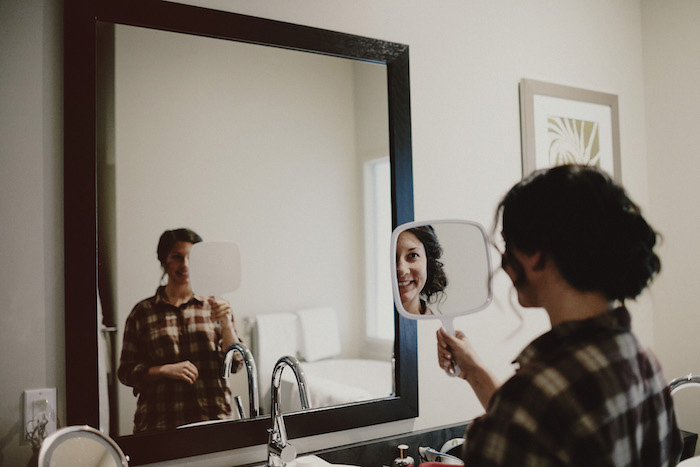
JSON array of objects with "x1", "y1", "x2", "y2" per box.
[
  {"x1": 118, "y1": 228, "x2": 243, "y2": 433},
  {"x1": 396, "y1": 226, "x2": 447, "y2": 315}
]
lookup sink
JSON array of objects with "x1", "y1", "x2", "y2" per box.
[
  {"x1": 284, "y1": 455, "x2": 359, "y2": 467},
  {"x1": 176, "y1": 418, "x2": 232, "y2": 429}
]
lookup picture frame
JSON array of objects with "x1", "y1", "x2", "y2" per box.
[{"x1": 519, "y1": 79, "x2": 621, "y2": 182}]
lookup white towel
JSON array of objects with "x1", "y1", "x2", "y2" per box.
[
  {"x1": 295, "y1": 307, "x2": 341, "y2": 362},
  {"x1": 96, "y1": 293, "x2": 110, "y2": 434},
  {"x1": 280, "y1": 371, "x2": 373, "y2": 410},
  {"x1": 308, "y1": 374, "x2": 373, "y2": 407},
  {"x1": 253, "y1": 312, "x2": 299, "y2": 413}
]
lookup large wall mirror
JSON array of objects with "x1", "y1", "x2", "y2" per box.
[{"x1": 64, "y1": 0, "x2": 416, "y2": 465}]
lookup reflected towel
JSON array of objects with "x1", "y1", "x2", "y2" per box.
[
  {"x1": 280, "y1": 358, "x2": 393, "y2": 411},
  {"x1": 295, "y1": 307, "x2": 341, "y2": 362},
  {"x1": 97, "y1": 294, "x2": 110, "y2": 434},
  {"x1": 308, "y1": 375, "x2": 373, "y2": 407},
  {"x1": 280, "y1": 371, "x2": 373, "y2": 410}
]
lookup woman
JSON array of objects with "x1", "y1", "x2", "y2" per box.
[
  {"x1": 118, "y1": 228, "x2": 243, "y2": 433},
  {"x1": 396, "y1": 225, "x2": 447, "y2": 315},
  {"x1": 437, "y1": 165, "x2": 682, "y2": 466}
]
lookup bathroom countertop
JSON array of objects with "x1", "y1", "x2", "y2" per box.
[
  {"x1": 238, "y1": 422, "x2": 468, "y2": 467},
  {"x1": 313, "y1": 422, "x2": 467, "y2": 467},
  {"x1": 239, "y1": 425, "x2": 697, "y2": 467}
]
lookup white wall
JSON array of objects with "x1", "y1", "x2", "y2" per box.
[
  {"x1": 4, "y1": 0, "x2": 697, "y2": 465},
  {"x1": 0, "y1": 1, "x2": 63, "y2": 466},
  {"x1": 642, "y1": 0, "x2": 700, "y2": 450}
]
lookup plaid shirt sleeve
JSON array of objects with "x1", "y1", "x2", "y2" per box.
[{"x1": 117, "y1": 299, "x2": 152, "y2": 394}]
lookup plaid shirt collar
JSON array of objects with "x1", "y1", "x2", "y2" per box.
[
  {"x1": 515, "y1": 306, "x2": 631, "y2": 368},
  {"x1": 154, "y1": 285, "x2": 204, "y2": 307}
]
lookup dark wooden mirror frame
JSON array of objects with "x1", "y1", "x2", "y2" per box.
[{"x1": 64, "y1": 0, "x2": 416, "y2": 464}]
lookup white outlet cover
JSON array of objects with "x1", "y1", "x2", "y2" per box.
[{"x1": 24, "y1": 388, "x2": 57, "y2": 442}]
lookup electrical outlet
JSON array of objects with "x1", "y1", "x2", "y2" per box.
[{"x1": 23, "y1": 388, "x2": 57, "y2": 443}]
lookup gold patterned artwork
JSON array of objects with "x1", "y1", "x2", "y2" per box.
[
  {"x1": 547, "y1": 116, "x2": 600, "y2": 167},
  {"x1": 519, "y1": 79, "x2": 620, "y2": 182}
]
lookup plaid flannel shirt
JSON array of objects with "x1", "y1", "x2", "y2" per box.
[
  {"x1": 118, "y1": 286, "x2": 236, "y2": 433},
  {"x1": 464, "y1": 307, "x2": 683, "y2": 466}
]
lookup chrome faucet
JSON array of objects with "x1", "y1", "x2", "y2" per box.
[
  {"x1": 669, "y1": 373, "x2": 700, "y2": 395},
  {"x1": 223, "y1": 342, "x2": 260, "y2": 418},
  {"x1": 267, "y1": 355, "x2": 311, "y2": 467}
]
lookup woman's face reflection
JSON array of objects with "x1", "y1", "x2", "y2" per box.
[
  {"x1": 164, "y1": 241, "x2": 194, "y2": 287},
  {"x1": 396, "y1": 231, "x2": 427, "y2": 314}
]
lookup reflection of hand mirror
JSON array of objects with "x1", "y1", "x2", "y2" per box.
[
  {"x1": 188, "y1": 241, "x2": 241, "y2": 297},
  {"x1": 390, "y1": 219, "x2": 493, "y2": 333}
]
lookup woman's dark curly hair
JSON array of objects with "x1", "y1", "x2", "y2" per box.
[
  {"x1": 407, "y1": 225, "x2": 448, "y2": 304},
  {"x1": 157, "y1": 228, "x2": 202, "y2": 268},
  {"x1": 497, "y1": 164, "x2": 660, "y2": 302}
]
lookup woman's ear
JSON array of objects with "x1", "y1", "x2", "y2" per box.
[
  {"x1": 512, "y1": 249, "x2": 546, "y2": 274},
  {"x1": 532, "y1": 251, "x2": 547, "y2": 271}
]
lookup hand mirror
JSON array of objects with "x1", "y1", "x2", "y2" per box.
[
  {"x1": 38, "y1": 425, "x2": 129, "y2": 467},
  {"x1": 390, "y1": 219, "x2": 493, "y2": 335},
  {"x1": 188, "y1": 241, "x2": 242, "y2": 297}
]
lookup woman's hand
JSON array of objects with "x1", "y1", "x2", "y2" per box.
[
  {"x1": 209, "y1": 298, "x2": 233, "y2": 325},
  {"x1": 436, "y1": 327, "x2": 499, "y2": 409},
  {"x1": 156, "y1": 361, "x2": 199, "y2": 384},
  {"x1": 436, "y1": 327, "x2": 481, "y2": 379},
  {"x1": 209, "y1": 298, "x2": 241, "y2": 351}
]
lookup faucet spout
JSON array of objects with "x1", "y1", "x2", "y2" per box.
[
  {"x1": 223, "y1": 342, "x2": 260, "y2": 418},
  {"x1": 267, "y1": 355, "x2": 311, "y2": 467},
  {"x1": 669, "y1": 373, "x2": 700, "y2": 395}
]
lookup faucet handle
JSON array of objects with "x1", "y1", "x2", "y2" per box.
[{"x1": 268, "y1": 429, "x2": 297, "y2": 465}]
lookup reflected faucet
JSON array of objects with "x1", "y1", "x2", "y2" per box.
[
  {"x1": 267, "y1": 355, "x2": 311, "y2": 467},
  {"x1": 223, "y1": 342, "x2": 259, "y2": 418},
  {"x1": 669, "y1": 373, "x2": 700, "y2": 395}
]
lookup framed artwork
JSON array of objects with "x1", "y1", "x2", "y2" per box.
[{"x1": 519, "y1": 79, "x2": 621, "y2": 182}]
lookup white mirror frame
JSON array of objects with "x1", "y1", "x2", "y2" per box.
[
  {"x1": 39, "y1": 425, "x2": 129, "y2": 467},
  {"x1": 390, "y1": 219, "x2": 493, "y2": 333}
]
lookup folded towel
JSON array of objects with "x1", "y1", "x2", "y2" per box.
[
  {"x1": 278, "y1": 358, "x2": 393, "y2": 411},
  {"x1": 280, "y1": 371, "x2": 373, "y2": 410},
  {"x1": 306, "y1": 374, "x2": 373, "y2": 407},
  {"x1": 295, "y1": 307, "x2": 341, "y2": 362}
]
